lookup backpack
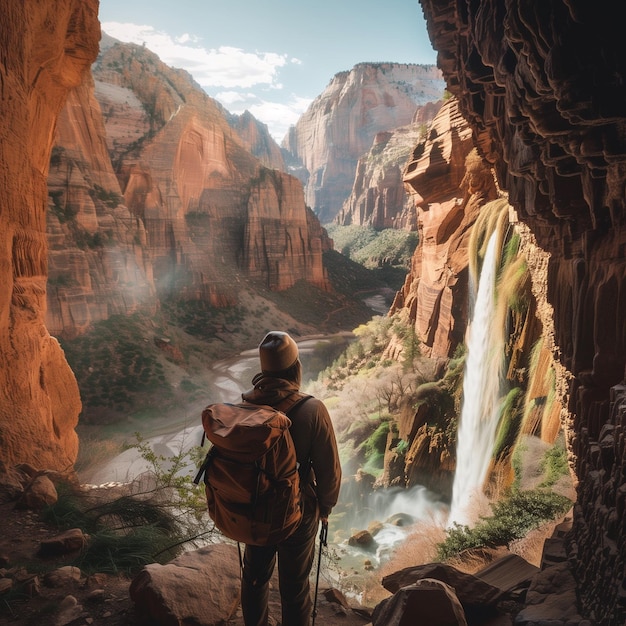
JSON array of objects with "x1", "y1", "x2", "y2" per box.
[{"x1": 194, "y1": 393, "x2": 310, "y2": 546}]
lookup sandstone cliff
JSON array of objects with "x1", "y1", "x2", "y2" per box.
[
  {"x1": 0, "y1": 1, "x2": 100, "y2": 471},
  {"x1": 46, "y1": 76, "x2": 157, "y2": 338},
  {"x1": 227, "y1": 110, "x2": 286, "y2": 171},
  {"x1": 336, "y1": 101, "x2": 442, "y2": 229},
  {"x1": 389, "y1": 98, "x2": 494, "y2": 359},
  {"x1": 47, "y1": 39, "x2": 330, "y2": 340},
  {"x1": 282, "y1": 63, "x2": 445, "y2": 222},
  {"x1": 96, "y1": 41, "x2": 329, "y2": 300},
  {"x1": 419, "y1": 0, "x2": 626, "y2": 621}
]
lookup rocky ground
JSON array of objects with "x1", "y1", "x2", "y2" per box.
[{"x1": 0, "y1": 501, "x2": 372, "y2": 626}]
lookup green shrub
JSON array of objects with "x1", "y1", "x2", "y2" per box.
[
  {"x1": 358, "y1": 420, "x2": 390, "y2": 476},
  {"x1": 539, "y1": 441, "x2": 569, "y2": 487},
  {"x1": 43, "y1": 436, "x2": 211, "y2": 574},
  {"x1": 437, "y1": 488, "x2": 572, "y2": 560},
  {"x1": 60, "y1": 313, "x2": 175, "y2": 420},
  {"x1": 325, "y1": 224, "x2": 418, "y2": 270}
]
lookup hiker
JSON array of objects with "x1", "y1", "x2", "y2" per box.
[{"x1": 240, "y1": 331, "x2": 342, "y2": 626}]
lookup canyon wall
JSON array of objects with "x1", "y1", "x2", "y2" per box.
[
  {"x1": 0, "y1": 1, "x2": 100, "y2": 471},
  {"x1": 282, "y1": 63, "x2": 445, "y2": 223},
  {"x1": 227, "y1": 110, "x2": 286, "y2": 172},
  {"x1": 95, "y1": 41, "x2": 330, "y2": 300},
  {"x1": 336, "y1": 101, "x2": 442, "y2": 229},
  {"x1": 46, "y1": 39, "x2": 330, "y2": 339},
  {"x1": 47, "y1": 76, "x2": 157, "y2": 338},
  {"x1": 389, "y1": 98, "x2": 495, "y2": 359},
  {"x1": 418, "y1": 0, "x2": 626, "y2": 621}
]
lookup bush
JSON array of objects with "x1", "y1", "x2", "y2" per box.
[
  {"x1": 43, "y1": 435, "x2": 212, "y2": 574},
  {"x1": 437, "y1": 488, "x2": 572, "y2": 560},
  {"x1": 539, "y1": 441, "x2": 569, "y2": 487}
]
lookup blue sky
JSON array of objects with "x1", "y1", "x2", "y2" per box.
[{"x1": 98, "y1": 0, "x2": 438, "y2": 142}]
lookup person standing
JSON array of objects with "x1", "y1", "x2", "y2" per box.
[{"x1": 240, "y1": 331, "x2": 342, "y2": 626}]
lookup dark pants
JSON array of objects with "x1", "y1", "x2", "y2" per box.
[{"x1": 241, "y1": 500, "x2": 319, "y2": 626}]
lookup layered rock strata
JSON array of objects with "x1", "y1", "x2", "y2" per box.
[
  {"x1": 389, "y1": 98, "x2": 496, "y2": 359},
  {"x1": 336, "y1": 101, "x2": 442, "y2": 229},
  {"x1": 228, "y1": 110, "x2": 286, "y2": 172},
  {"x1": 94, "y1": 42, "x2": 330, "y2": 300},
  {"x1": 283, "y1": 63, "x2": 445, "y2": 222},
  {"x1": 0, "y1": 1, "x2": 100, "y2": 470},
  {"x1": 46, "y1": 77, "x2": 156, "y2": 338},
  {"x1": 419, "y1": 0, "x2": 626, "y2": 621},
  {"x1": 47, "y1": 40, "x2": 330, "y2": 340}
]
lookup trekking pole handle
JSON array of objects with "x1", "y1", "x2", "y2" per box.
[{"x1": 319, "y1": 519, "x2": 328, "y2": 546}]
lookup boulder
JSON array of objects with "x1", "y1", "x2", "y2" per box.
[
  {"x1": 16, "y1": 475, "x2": 58, "y2": 510},
  {"x1": 129, "y1": 543, "x2": 240, "y2": 626},
  {"x1": 372, "y1": 578, "x2": 468, "y2": 626},
  {"x1": 382, "y1": 562, "x2": 501, "y2": 607},
  {"x1": 43, "y1": 566, "x2": 82, "y2": 588},
  {"x1": 38, "y1": 528, "x2": 88, "y2": 557},
  {"x1": 515, "y1": 562, "x2": 588, "y2": 625},
  {"x1": 348, "y1": 530, "x2": 378, "y2": 551},
  {"x1": 55, "y1": 594, "x2": 84, "y2": 626}
]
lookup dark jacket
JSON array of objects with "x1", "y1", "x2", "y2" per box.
[{"x1": 241, "y1": 375, "x2": 341, "y2": 518}]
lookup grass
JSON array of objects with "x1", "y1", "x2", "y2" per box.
[
  {"x1": 539, "y1": 438, "x2": 569, "y2": 487},
  {"x1": 41, "y1": 485, "x2": 183, "y2": 575},
  {"x1": 42, "y1": 436, "x2": 212, "y2": 575}
]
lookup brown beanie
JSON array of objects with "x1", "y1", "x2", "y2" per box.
[{"x1": 259, "y1": 331, "x2": 299, "y2": 373}]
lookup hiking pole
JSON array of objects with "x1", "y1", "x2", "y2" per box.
[{"x1": 312, "y1": 519, "x2": 328, "y2": 626}]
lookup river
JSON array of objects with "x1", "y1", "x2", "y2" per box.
[
  {"x1": 84, "y1": 334, "x2": 353, "y2": 485},
  {"x1": 83, "y1": 330, "x2": 447, "y2": 596}
]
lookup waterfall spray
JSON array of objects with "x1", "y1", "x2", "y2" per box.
[{"x1": 448, "y1": 229, "x2": 504, "y2": 526}]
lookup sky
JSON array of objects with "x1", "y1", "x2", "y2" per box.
[{"x1": 98, "y1": 0, "x2": 438, "y2": 142}]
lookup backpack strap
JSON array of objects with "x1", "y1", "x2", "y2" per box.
[
  {"x1": 275, "y1": 392, "x2": 312, "y2": 417},
  {"x1": 276, "y1": 393, "x2": 314, "y2": 481},
  {"x1": 193, "y1": 446, "x2": 215, "y2": 485}
]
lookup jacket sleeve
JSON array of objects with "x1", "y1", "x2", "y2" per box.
[{"x1": 309, "y1": 398, "x2": 342, "y2": 518}]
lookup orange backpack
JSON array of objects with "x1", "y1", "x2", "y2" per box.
[{"x1": 194, "y1": 394, "x2": 310, "y2": 546}]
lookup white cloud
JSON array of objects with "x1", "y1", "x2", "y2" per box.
[
  {"x1": 102, "y1": 22, "x2": 291, "y2": 89},
  {"x1": 101, "y1": 22, "x2": 312, "y2": 141},
  {"x1": 246, "y1": 96, "x2": 313, "y2": 142},
  {"x1": 214, "y1": 91, "x2": 257, "y2": 106}
]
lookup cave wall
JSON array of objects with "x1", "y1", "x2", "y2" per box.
[
  {"x1": 0, "y1": 1, "x2": 100, "y2": 471},
  {"x1": 418, "y1": 0, "x2": 626, "y2": 621}
]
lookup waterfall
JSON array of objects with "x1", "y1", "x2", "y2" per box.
[{"x1": 448, "y1": 230, "x2": 503, "y2": 526}]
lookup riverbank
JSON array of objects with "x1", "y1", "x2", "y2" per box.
[{"x1": 79, "y1": 333, "x2": 355, "y2": 485}]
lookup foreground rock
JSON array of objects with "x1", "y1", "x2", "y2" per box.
[
  {"x1": 130, "y1": 543, "x2": 372, "y2": 626},
  {"x1": 373, "y1": 578, "x2": 468, "y2": 626},
  {"x1": 0, "y1": 0, "x2": 97, "y2": 473},
  {"x1": 130, "y1": 544, "x2": 241, "y2": 626}
]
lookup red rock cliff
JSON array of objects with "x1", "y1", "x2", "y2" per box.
[
  {"x1": 336, "y1": 102, "x2": 443, "y2": 230},
  {"x1": 419, "y1": 0, "x2": 626, "y2": 621},
  {"x1": 94, "y1": 42, "x2": 329, "y2": 302},
  {"x1": 0, "y1": 1, "x2": 100, "y2": 470},
  {"x1": 283, "y1": 63, "x2": 445, "y2": 222},
  {"x1": 46, "y1": 40, "x2": 329, "y2": 333},
  {"x1": 46, "y1": 75, "x2": 157, "y2": 338},
  {"x1": 390, "y1": 98, "x2": 497, "y2": 358}
]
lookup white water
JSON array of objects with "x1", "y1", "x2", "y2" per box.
[
  {"x1": 86, "y1": 333, "x2": 445, "y2": 574},
  {"x1": 448, "y1": 231, "x2": 503, "y2": 526}
]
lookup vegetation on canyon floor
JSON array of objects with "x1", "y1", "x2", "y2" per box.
[
  {"x1": 59, "y1": 226, "x2": 409, "y2": 426},
  {"x1": 42, "y1": 310, "x2": 573, "y2": 598},
  {"x1": 325, "y1": 224, "x2": 418, "y2": 287}
]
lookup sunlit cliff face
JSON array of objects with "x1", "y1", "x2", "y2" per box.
[
  {"x1": 0, "y1": 1, "x2": 100, "y2": 471},
  {"x1": 418, "y1": 0, "x2": 626, "y2": 621}
]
